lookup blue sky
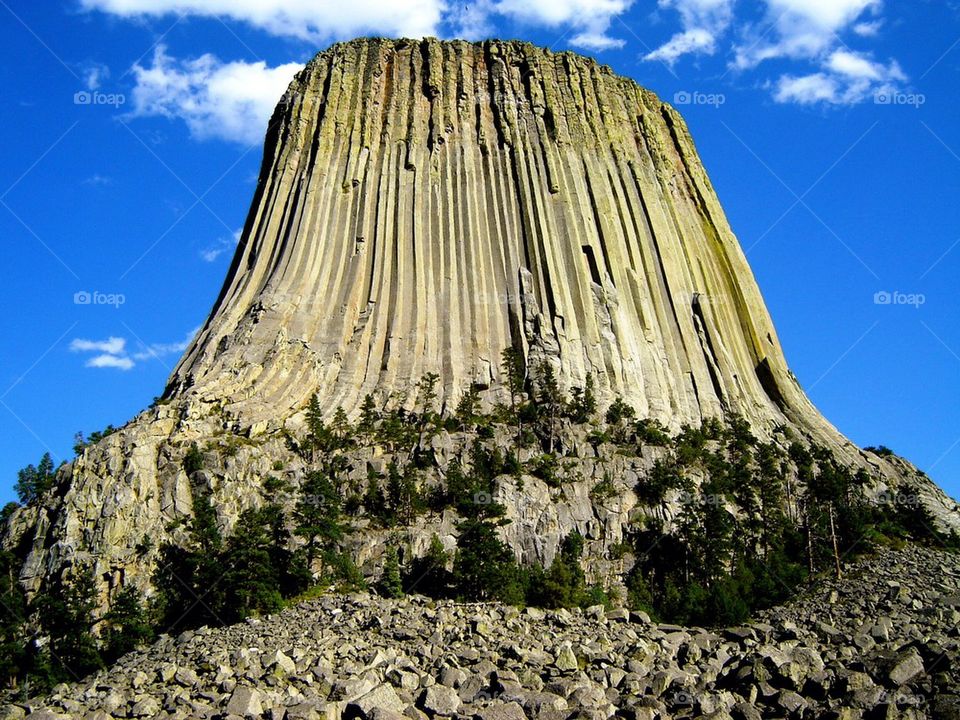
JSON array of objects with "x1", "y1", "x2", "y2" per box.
[{"x1": 0, "y1": 0, "x2": 958, "y2": 505}]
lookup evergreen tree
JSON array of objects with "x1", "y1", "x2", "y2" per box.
[
  {"x1": 294, "y1": 470, "x2": 345, "y2": 567},
  {"x1": 0, "y1": 550, "x2": 28, "y2": 690},
  {"x1": 378, "y1": 546, "x2": 404, "y2": 598},
  {"x1": 405, "y1": 534, "x2": 453, "y2": 597},
  {"x1": 604, "y1": 399, "x2": 636, "y2": 443},
  {"x1": 364, "y1": 469, "x2": 389, "y2": 524},
  {"x1": 154, "y1": 447, "x2": 225, "y2": 631},
  {"x1": 358, "y1": 394, "x2": 380, "y2": 437},
  {"x1": 328, "y1": 407, "x2": 352, "y2": 451},
  {"x1": 501, "y1": 346, "x2": 526, "y2": 443},
  {"x1": 455, "y1": 385, "x2": 481, "y2": 431},
  {"x1": 530, "y1": 532, "x2": 589, "y2": 608},
  {"x1": 14, "y1": 453, "x2": 56, "y2": 505},
  {"x1": 534, "y1": 361, "x2": 564, "y2": 453},
  {"x1": 34, "y1": 567, "x2": 103, "y2": 682},
  {"x1": 567, "y1": 375, "x2": 597, "y2": 424},
  {"x1": 385, "y1": 460, "x2": 422, "y2": 525},
  {"x1": 221, "y1": 508, "x2": 284, "y2": 621},
  {"x1": 453, "y1": 516, "x2": 524, "y2": 604},
  {"x1": 103, "y1": 587, "x2": 154, "y2": 662}
]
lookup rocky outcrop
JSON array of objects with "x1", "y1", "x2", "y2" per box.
[
  {"x1": 6, "y1": 545, "x2": 959, "y2": 719},
  {"x1": 166, "y1": 37, "x2": 838, "y2": 442},
  {"x1": 2, "y1": 38, "x2": 957, "y2": 607}
]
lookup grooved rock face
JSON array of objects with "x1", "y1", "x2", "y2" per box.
[
  {"x1": 5, "y1": 38, "x2": 957, "y2": 606},
  {"x1": 166, "y1": 37, "x2": 823, "y2": 439}
]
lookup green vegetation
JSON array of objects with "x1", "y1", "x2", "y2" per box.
[
  {"x1": 14, "y1": 453, "x2": 56, "y2": 505},
  {"x1": 3, "y1": 353, "x2": 957, "y2": 696},
  {"x1": 73, "y1": 425, "x2": 118, "y2": 455}
]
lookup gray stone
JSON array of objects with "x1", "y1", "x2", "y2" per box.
[
  {"x1": 347, "y1": 685, "x2": 406, "y2": 719},
  {"x1": 888, "y1": 648, "x2": 925, "y2": 686},
  {"x1": 226, "y1": 687, "x2": 264, "y2": 717},
  {"x1": 474, "y1": 702, "x2": 528, "y2": 720}
]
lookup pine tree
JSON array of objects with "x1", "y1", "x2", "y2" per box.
[
  {"x1": 34, "y1": 567, "x2": 103, "y2": 682},
  {"x1": 294, "y1": 470, "x2": 345, "y2": 566},
  {"x1": 531, "y1": 532, "x2": 588, "y2": 608},
  {"x1": 453, "y1": 512, "x2": 524, "y2": 604},
  {"x1": 455, "y1": 385, "x2": 481, "y2": 431},
  {"x1": 221, "y1": 508, "x2": 284, "y2": 621},
  {"x1": 364, "y1": 469, "x2": 389, "y2": 524},
  {"x1": 358, "y1": 394, "x2": 380, "y2": 437},
  {"x1": 378, "y1": 546, "x2": 404, "y2": 599},
  {"x1": 153, "y1": 446, "x2": 225, "y2": 631},
  {"x1": 14, "y1": 453, "x2": 56, "y2": 505},
  {"x1": 405, "y1": 534, "x2": 453, "y2": 597},
  {"x1": 568, "y1": 374, "x2": 597, "y2": 424},
  {"x1": 0, "y1": 550, "x2": 28, "y2": 690},
  {"x1": 535, "y1": 361, "x2": 564, "y2": 453},
  {"x1": 103, "y1": 587, "x2": 154, "y2": 662},
  {"x1": 330, "y1": 407, "x2": 351, "y2": 450},
  {"x1": 501, "y1": 346, "x2": 526, "y2": 444}
]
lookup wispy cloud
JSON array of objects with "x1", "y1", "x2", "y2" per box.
[
  {"x1": 131, "y1": 327, "x2": 199, "y2": 362},
  {"x1": 83, "y1": 174, "x2": 113, "y2": 187},
  {"x1": 81, "y1": 0, "x2": 444, "y2": 42},
  {"x1": 201, "y1": 229, "x2": 241, "y2": 263},
  {"x1": 70, "y1": 328, "x2": 197, "y2": 370},
  {"x1": 773, "y1": 49, "x2": 905, "y2": 105},
  {"x1": 70, "y1": 337, "x2": 126, "y2": 354},
  {"x1": 80, "y1": 62, "x2": 110, "y2": 91},
  {"x1": 87, "y1": 354, "x2": 135, "y2": 370},
  {"x1": 645, "y1": 0, "x2": 735, "y2": 63},
  {"x1": 639, "y1": 0, "x2": 910, "y2": 106}
]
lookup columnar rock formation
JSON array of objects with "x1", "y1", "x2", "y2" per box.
[
  {"x1": 167, "y1": 37, "x2": 829, "y2": 441},
  {"x1": 3, "y1": 38, "x2": 957, "y2": 607}
]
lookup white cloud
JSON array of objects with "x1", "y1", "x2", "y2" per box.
[
  {"x1": 82, "y1": 63, "x2": 110, "y2": 91},
  {"x1": 773, "y1": 72, "x2": 838, "y2": 103},
  {"x1": 570, "y1": 31, "x2": 626, "y2": 51},
  {"x1": 853, "y1": 19, "x2": 883, "y2": 36},
  {"x1": 129, "y1": 46, "x2": 303, "y2": 145},
  {"x1": 86, "y1": 354, "x2": 135, "y2": 370},
  {"x1": 493, "y1": 0, "x2": 634, "y2": 50},
  {"x1": 201, "y1": 229, "x2": 242, "y2": 262},
  {"x1": 83, "y1": 174, "x2": 113, "y2": 186},
  {"x1": 85, "y1": 0, "x2": 635, "y2": 55},
  {"x1": 131, "y1": 327, "x2": 199, "y2": 362},
  {"x1": 773, "y1": 50, "x2": 903, "y2": 104},
  {"x1": 70, "y1": 337, "x2": 126, "y2": 354},
  {"x1": 646, "y1": 28, "x2": 716, "y2": 62},
  {"x1": 70, "y1": 328, "x2": 197, "y2": 370},
  {"x1": 733, "y1": 0, "x2": 882, "y2": 68},
  {"x1": 645, "y1": 0, "x2": 734, "y2": 63},
  {"x1": 80, "y1": 0, "x2": 444, "y2": 41}
]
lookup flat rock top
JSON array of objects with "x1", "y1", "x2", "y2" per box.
[{"x1": 9, "y1": 544, "x2": 960, "y2": 719}]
